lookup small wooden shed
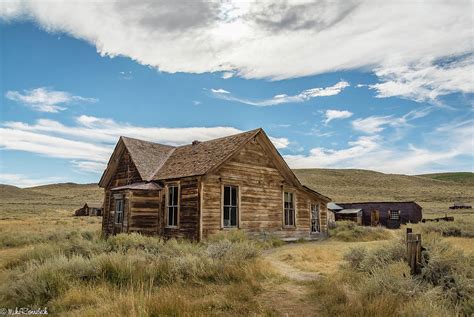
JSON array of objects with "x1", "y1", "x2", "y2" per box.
[
  {"x1": 336, "y1": 201, "x2": 422, "y2": 229},
  {"x1": 74, "y1": 203, "x2": 103, "y2": 216}
]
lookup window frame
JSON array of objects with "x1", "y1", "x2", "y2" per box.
[
  {"x1": 166, "y1": 183, "x2": 180, "y2": 228},
  {"x1": 389, "y1": 210, "x2": 400, "y2": 220},
  {"x1": 222, "y1": 184, "x2": 239, "y2": 229},
  {"x1": 283, "y1": 191, "x2": 296, "y2": 228},
  {"x1": 114, "y1": 198, "x2": 124, "y2": 225}
]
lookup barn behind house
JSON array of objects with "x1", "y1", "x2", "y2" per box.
[
  {"x1": 99, "y1": 128, "x2": 330, "y2": 241},
  {"x1": 336, "y1": 201, "x2": 422, "y2": 229}
]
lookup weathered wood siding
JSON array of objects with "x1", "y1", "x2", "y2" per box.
[
  {"x1": 102, "y1": 148, "x2": 142, "y2": 236},
  {"x1": 129, "y1": 190, "x2": 160, "y2": 234},
  {"x1": 201, "y1": 136, "x2": 327, "y2": 239},
  {"x1": 161, "y1": 177, "x2": 200, "y2": 240}
]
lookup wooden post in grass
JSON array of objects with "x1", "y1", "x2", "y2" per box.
[
  {"x1": 406, "y1": 232, "x2": 422, "y2": 275},
  {"x1": 415, "y1": 233, "x2": 422, "y2": 274}
]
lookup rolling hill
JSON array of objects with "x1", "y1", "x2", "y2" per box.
[
  {"x1": 416, "y1": 172, "x2": 474, "y2": 184},
  {"x1": 1, "y1": 170, "x2": 472, "y2": 215}
]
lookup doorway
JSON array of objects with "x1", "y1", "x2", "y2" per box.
[
  {"x1": 371, "y1": 210, "x2": 380, "y2": 226},
  {"x1": 311, "y1": 204, "x2": 320, "y2": 233}
]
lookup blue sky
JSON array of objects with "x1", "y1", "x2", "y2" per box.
[{"x1": 0, "y1": 1, "x2": 473, "y2": 187}]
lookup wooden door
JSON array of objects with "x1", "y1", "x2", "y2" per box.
[
  {"x1": 371, "y1": 210, "x2": 380, "y2": 226},
  {"x1": 311, "y1": 204, "x2": 320, "y2": 233}
]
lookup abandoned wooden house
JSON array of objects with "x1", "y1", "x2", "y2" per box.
[
  {"x1": 336, "y1": 201, "x2": 422, "y2": 229},
  {"x1": 98, "y1": 128, "x2": 330, "y2": 241},
  {"x1": 74, "y1": 203, "x2": 103, "y2": 216}
]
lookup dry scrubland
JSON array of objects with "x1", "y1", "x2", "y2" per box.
[{"x1": 0, "y1": 170, "x2": 473, "y2": 316}]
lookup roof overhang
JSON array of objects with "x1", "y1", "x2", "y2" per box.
[{"x1": 110, "y1": 182, "x2": 162, "y2": 191}]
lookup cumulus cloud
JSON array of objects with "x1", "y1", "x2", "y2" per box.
[
  {"x1": 324, "y1": 109, "x2": 353, "y2": 124},
  {"x1": 1, "y1": 116, "x2": 289, "y2": 173},
  {"x1": 5, "y1": 87, "x2": 97, "y2": 112},
  {"x1": 1, "y1": 1, "x2": 470, "y2": 102},
  {"x1": 210, "y1": 81, "x2": 349, "y2": 106}
]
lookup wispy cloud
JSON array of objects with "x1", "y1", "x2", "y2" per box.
[
  {"x1": 352, "y1": 107, "x2": 434, "y2": 134},
  {"x1": 369, "y1": 56, "x2": 474, "y2": 104},
  {"x1": 210, "y1": 81, "x2": 349, "y2": 106},
  {"x1": 324, "y1": 109, "x2": 353, "y2": 124},
  {"x1": 1, "y1": 116, "x2": 289, "y2": 173},
  {"x1": 0, "y1": 173, "x2": 65, "y2": 188},
  {"x1": 5, "y1": 87, "x2": 97, "y2": 112}
]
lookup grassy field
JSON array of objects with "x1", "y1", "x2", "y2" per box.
[{"x1": 0, "y1": 169, "x2": 472, "y2": 316}]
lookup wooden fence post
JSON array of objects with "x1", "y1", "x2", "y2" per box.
[
  {"x1": 415, "y1": 233, "x2": 422, "y2": 274},
  {"x1": 406, "y1": 232, "x2": 422, "y2": 275}
]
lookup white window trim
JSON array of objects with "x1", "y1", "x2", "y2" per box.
[
  {"x1": 166, "y1": 183, "x2": 180, "y2": 228},
  {"x1": 282, "y1": 190, "x2": 296, "y2": 228},
  {"x1": 221, "y1": 183, "x2": 240, "y2": 229}
]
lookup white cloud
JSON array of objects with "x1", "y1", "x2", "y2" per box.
[
  {"x1": 0, "y1": 1, "x2": 471, "y2": 102},
  {"x1": 0, "y1": 173, "x2": 65, "y2": 188},
  {"x1": 1, "y1": 116, "x2": 289, "y2": 173},
  {"x1": 369, "y1": 56, "x2": 474, "y2": 103},
  {"x1": 285, "y1": 117, "x2": 474, "y2": 174},
  {"x1": 351, "y1": 107, "x2": 433, "y2": 134},
  {"x1": 324, "y1": 109, "x2": 353, "y2": 124},
  {"x1": 352, "y1": 116, "x2": 398, "y2": 134},
  {"x1": 5, "y1": 87, "x2": 97, "y2": 112},
  {"x1": 210, "y1": 81, "x2": 349, "y2": 106}
]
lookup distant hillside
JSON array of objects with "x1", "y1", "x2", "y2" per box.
[
  {"x1": 0, "y1": 183, "x2": 102, "y2": 214},
  {"x1": 417, "y1": 172, "x2": 474, "y2": 184},
  {"x1": 1, "y1": 170, "x2": 473, "y2": 215},
  {"x1": 294, "y1": 169, "x2": 474, "y2": 213}
]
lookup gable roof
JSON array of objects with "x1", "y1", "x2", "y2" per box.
[
  {"x1": 121, "y1": 136, "x2": 175, "y2": 180},
  {"x1": 152, "y1": 129, "x2": 260, "y2": 180},
  {"x1": 99, "y1": 129, "x2": 260, "y2": 187}
]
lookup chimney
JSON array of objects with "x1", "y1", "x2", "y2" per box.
[{"x1": 192, "y1": 140, "x2": 201, "y2": 146}]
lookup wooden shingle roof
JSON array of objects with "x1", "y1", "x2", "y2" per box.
[
  {"x1": 118, "y1": 129, "x2": 260, "y2": 181},
  {"x1": 121, "y1": 136, "x2": 175, "y2": 181},
  {"x1": 152, "y1": 129, "x2": 260, "y2": 180}
]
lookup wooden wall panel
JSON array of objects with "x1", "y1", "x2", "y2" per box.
[
  {"x1": 161, "y1": 177, "x2": 200, "y2": 240},
  {"x1": 102, "y1": 148, "x2": 142, "y2": 236},
  {"x1": 201, "y1": 137, "x2": 327, "y2": 239}
]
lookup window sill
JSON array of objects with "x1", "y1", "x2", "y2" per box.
[
  {"x1": 282, "y1": 226, "x2": 297, "y2": 230},
  {"x1": 165, "y1": 226, "x2": 179, "y2": 229},
  {"x1": 221, "y1": 227, "x2": 239, "y2": 230}
]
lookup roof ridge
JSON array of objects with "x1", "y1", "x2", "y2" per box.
[
  {"x1": 120, "y1": 136, "x2": 176, "y2": 149},
  {"x1": 174, "y1": 128, "x2": 262, "y2": 149}
]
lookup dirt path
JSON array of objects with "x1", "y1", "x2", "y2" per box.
[
  {"x1": 258, "y1": 243, "x2": 324, "y2": 316},
  {"x1": 263, "y1": 244, "x2": 322, "y2": 282}
]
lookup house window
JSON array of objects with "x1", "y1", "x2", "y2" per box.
[
  {"x1": 223, "y1": 185, "x2": 238, "y2": 228},
  {"x1": 114, "y1": 199, "x2": 124, "y2": 224},
  {"x1": 284, "y1": 192, "x2": 295, "y2": 227},
  {"x1": 167, "y1": 185, "x2": 179, "y2": 227},
  {"x1": 389, "y1": 210, "x2": 400, "y2": 220}
]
